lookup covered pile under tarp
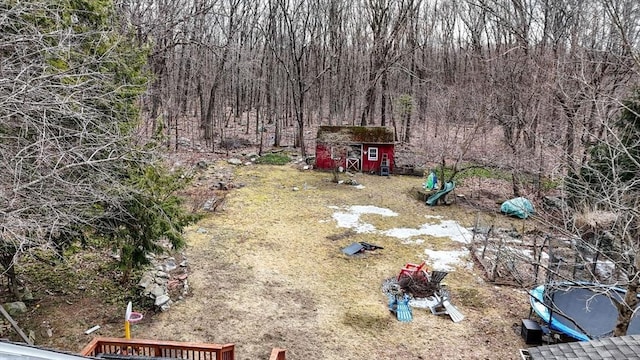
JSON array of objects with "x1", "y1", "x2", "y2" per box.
[{"x1": 500, "y1": 197, "x2": 535, "y2": 219}]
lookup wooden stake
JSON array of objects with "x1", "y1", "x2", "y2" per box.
[{"x1": 0, "y1": 305, "x2": 33, "y2": 345}]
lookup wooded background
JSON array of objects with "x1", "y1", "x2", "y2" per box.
[{"x1": 122, "y1": 0, "x2": 639, "y2": 170}]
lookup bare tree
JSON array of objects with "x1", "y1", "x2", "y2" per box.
[
  {"x1": 265, "y1": 0, "x2": 328, "y2": 156},
  {"x1": 360, "y1": 0, "x2": 416, "y2": 126}
]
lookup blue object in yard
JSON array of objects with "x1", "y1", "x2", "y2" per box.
[
  {"x1": 396, "y1": 294, "x2": 412, "y2": 322},
  {"x1": 500, "y1": 197, "x2": 535, "y2": 219},
  {"x1": 388, "y1": 294, "x2": 397, "y2": 313},
  {"x1": 529, "y1": 282, "x2": 640, "y2": 341},
  {"x1": 426, "y1": 181, "x2": 455, "y2": 206}
]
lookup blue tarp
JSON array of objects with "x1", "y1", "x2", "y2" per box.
[{"x1": 500, "y1": 197, "x2": 535, "y2": 219}]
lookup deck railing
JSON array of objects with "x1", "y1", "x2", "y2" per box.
[
  {"x1": 80, "y1": 337, "x2": 235, "y2": 360},
  {"x1": 269, "y1": 348, "x2": 286, "y2": 360}
]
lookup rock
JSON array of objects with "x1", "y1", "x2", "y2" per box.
[
  {"x1": 138, "y1": 275, "x2": 154, "y2": 289},
  {"x1": 154, "y1": 277, "x2": 168, "y2": 285},
  {"x1": 154, "y1": 295, "x2": 170, "y2": 307},
  {"x1": 3, "y1": 302, "x2": 27, "y2": 316},
  {"x1": 196, "y1": 160, "x2": 208, "y2": 169},
  {"x1": 292, "y1": 187, "x2": 299, "y2": 191},
  {"x1": 202, "y1": 199, "x2": 214, "y2": 211},
  {"x1": 156, "y1": 271, "x2": 169, "y2": 278},
  {"x1": 179, "y1": 260, "x2": 188, "y2": 267},
  {"x1": 149, "y1": 285, "x2": 165, "y2": 298},
  {"x1": 164, "y1": 260, "x2": 177, "y2": 272},
  {"x1": 543, "y1": 196, "x2": 566, "y2": 209},
  {"x1": 227, "y1": 158, "x2": 242, "y2": 165},
  {"x1": 196, "y1": 227, "x2": 208, "y2": 234},
  {"x1": 160, "y1": 300, "x2": 173, "y2": 312}
]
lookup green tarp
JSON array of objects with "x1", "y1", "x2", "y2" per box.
[{"x1": 500, "y1": 197, "x2": 535, "y2": 219}]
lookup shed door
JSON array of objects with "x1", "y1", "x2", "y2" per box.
[{"x1": 346, "y1": 144, "x2": 362, "y2": 172}]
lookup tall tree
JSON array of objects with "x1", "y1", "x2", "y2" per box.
[
  {"x1": 267, "y1": 0, "x2": 326, "y2": 156},
  {"x1": 360, "y1": 0, "x2": 415, "y2": 126},
  {"x1": 0, "y1": 0, "x2": 194, "y2": 296}
]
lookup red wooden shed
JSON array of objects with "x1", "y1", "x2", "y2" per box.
[{"x1": 315, "y1": 126, "x2": 395, "y2": 175}]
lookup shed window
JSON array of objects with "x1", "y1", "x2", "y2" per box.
[{"x1": 368, "y1": 147, "x2": 378, "y2": 161}]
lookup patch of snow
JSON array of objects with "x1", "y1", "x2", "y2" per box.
[
  {"x1": 384, "y1": 228, "x2": 426, "y2": 239},
  {"x1": 330, "y1": 205, "x2": 473, "y2": 270},
  {"x1": 424, "y1": 249, "x2": 471, "y2": 271},
  {"x1": 331, "y1": 205, "x2": 397, "y2": 233},
  {"x1": 424, "y1": 220, "x2": 473, "y2": 244},
  {"x1": 519, "y1": 249, "x2": 549, "y2": 261},
  {"x1": 350, "y1": 205, "x2": 398, "y2": 217},
  {"x1": 383, "y1": 220, "x2": 473, "y2": 244},
  {"x1": 332, "y1": 212, "x2": 362, "y2": 229}
]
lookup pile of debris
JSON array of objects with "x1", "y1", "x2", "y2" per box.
[{"x1": 382, "y1": 263, "x2": 464, "y2": 323}]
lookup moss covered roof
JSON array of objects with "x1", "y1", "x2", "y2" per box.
[{"x1": 316, "y1": 126, "x2": 395, "y2": 144}]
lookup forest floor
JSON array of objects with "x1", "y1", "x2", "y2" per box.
[{"x1": 11, "y1": 159, "x2": 546, "y2": 360}]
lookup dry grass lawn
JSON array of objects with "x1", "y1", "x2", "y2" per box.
[{"x1": 135, "y1": 163, "x2": 531, "y2": 360}]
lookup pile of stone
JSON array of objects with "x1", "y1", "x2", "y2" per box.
[{"x1": 138, "y1": 254, "x2": 189, "y2": 312}]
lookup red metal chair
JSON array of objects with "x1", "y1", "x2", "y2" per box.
[{"x1": 397, "y1": 261, "x2": 427, "y2": 280}]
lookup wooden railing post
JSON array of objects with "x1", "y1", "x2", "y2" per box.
[{"x1": 269, "y1": 348, "x2": 286, "y2": 360}]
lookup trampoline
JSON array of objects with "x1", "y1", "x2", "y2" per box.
[{"x1": 529, "y1": 282, "x2": 640, "y2": 341}]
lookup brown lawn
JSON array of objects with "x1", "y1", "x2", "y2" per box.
[{"x1": 130, "y1": 162, "x2": 532, "y2": 360}]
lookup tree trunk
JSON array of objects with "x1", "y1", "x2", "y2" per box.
[
  {"x1": 614, "y1": 250, "x2": 640, "y2": 336},
  {"x1": 381, "y1": 70, "x2": 387, "y2": 126},
  {"x1": 360, "y1": 80, "x2": 376, "y2": 126},
  {"x1": 1, "y1": 255, "x2": 20, "y2": 300}
]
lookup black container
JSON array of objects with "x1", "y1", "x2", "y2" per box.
[{"x1": 521, "y1": 319, "x2": 542, "y2": 345}]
